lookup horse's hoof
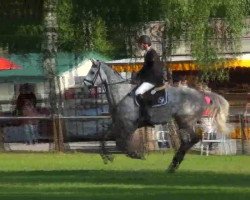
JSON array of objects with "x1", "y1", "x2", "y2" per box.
[
  {"x1": 167, "y1": 167, "x2": 176, "y2": 173},
  {"x1": 166, "y1": 166, "x2": 176, "y2": 173},
  {"x1": 126, "y1": 152, "x2": 145, "y2": 160},
  {"x1": 166, "y1": 163, "x2": 179, "y2": 173},
  {"x1": 100, "y1": 154, "x2": 114, "y2": 164},
  {"x1": 107, "y1": 154, "x2": 114, "y2": 162}
]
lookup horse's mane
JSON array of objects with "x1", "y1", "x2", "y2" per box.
[{"x1": 101, "y1": 62, "x2": 126, "y2": 83}]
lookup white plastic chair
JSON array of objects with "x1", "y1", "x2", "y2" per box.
[
  {"x1": 155, "y1": 130, "x2": 170, "y2": 148},
  {"x1": 200, "y1": 131, "x2": 228, "y2": 156}
]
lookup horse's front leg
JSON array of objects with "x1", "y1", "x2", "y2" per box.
[
  {"x1": 167, "y1": 128, "x2": 200, "y2": 173},
  {"x1": 100, "y1": 125, "x2": 115, "y2": 164}
]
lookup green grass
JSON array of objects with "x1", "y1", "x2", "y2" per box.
[{"x1": 0, "y1": 152, "x2": 250, "y2": 200}]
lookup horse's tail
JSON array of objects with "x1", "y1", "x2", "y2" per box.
[{"x1": 209, "y1": 92, "x2": 230, "y2": 135}]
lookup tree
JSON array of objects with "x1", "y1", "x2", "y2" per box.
[
  {"x1": 43, "y1": 0, "x2": 64, "y2": 151},
  {"x1": 0, "y1": 0, "x2": 43, "y2": 53},
  {"x1": 64, "y1": 0, "x2": 248, "y2": 81},
  {"x1": 158, "y1": 0, "x2": 249, "y2": 81},
  {"x1": 0, "y1": 0, "x2": 248, "y2": 81},
  {"x1": 174, "y1": 0, "x2": 247, "y2": 81}
]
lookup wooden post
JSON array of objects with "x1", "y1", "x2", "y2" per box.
[
  {"x1": 52, "y1": 115, "x2": 59, "y2": 151},
  {"x1": 240, "y1": 114, "x2": 245, "y2": 154},
  {"x1": 0, "y1": 107, "x2": 4, "y2": 151},
  {"x1": 57, "y1": 115, "x2": 64, "y2": 152},
  {"x1": 0, "y1": 126, "x2": 4, "y2": 151}
]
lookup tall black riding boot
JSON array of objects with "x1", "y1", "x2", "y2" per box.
[
  {"x1": 136, "y1": 95, "x2": 154, "y2": 127},
  {"x1": 136, "y1": 95, "x2": 144, "y2": 117}
]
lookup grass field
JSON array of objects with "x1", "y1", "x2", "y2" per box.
[{"x1": 0, "y1": 152, "x2": 250, "y2": 200}]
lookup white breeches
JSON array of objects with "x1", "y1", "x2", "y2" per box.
[{"x1": 135, "y1": 82, "x2": 155, "y2": 95}]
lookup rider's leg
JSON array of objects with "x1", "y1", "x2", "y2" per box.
[
  {"x1": 135, "y1": 82, "x2": 155, "y2": 96},
  {"x1": 135, "y1": 82, "x2": 154, "y2": 126},
  {"x1": 135, "y1": 94, "x2": 145, "y2": 118}
]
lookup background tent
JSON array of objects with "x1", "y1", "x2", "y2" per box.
[
  {"x1": 0, "y1": 57, "x2": 21, "y2": 70},
  {"x1": 0, "y1": 52, "x2": 109, "y2": 83}
]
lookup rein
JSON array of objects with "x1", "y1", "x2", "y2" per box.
[
  {"x1": 83, "y1": 61, "x2": 128, "y2": 86},
  {"x1": 83, "y1": 61, "x2": 135, "y2": 108},
  {"x1": 83, "y1": 61, "x2": 103, "y2": 86},
  {"x1": 106, "y1": 80, "x2": 129, "y2": 85}
]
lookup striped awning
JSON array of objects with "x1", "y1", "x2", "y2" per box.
[
  {"x1": 109, "y1": 55, "x2": 250, "y2": 72},
  {"x1": 170, "y1": 59, "x2": 250, "y2": 71}
]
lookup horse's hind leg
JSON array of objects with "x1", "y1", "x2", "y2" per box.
[
  {"x1": 167, "y1": 117, "x2": 200, "y2": 173},
  {"x1": 167, "y1": 130, "x2": 199, "y2": 173}
]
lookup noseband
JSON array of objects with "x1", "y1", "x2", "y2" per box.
[
  {"x1": 83, "y1": 61, "x2": 128, "y2": 87},
  {"x1": 83, "y1": 61, "x2": 104, "y2": 86}
]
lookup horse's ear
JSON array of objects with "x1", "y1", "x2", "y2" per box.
[{"x1": 90, "y1": 59, "x2": 99, "y2": 67}]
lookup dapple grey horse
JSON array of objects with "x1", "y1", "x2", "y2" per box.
[{"x1": 84, "y1": 60, "x2": 229, "y2": 172}]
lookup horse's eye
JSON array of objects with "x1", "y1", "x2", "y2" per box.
[{"x1": 90, "y1": 71, "x2": 95, "y2": 75}]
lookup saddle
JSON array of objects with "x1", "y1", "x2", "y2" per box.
[{"x1": 135, "y1": 83, "x2": 169, "y2": 107}]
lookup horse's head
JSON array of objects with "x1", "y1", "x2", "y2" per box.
[{"x1": 83, "y1": 59, "x2": 106, "y2": 86}]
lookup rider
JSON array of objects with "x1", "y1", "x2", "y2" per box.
[{"x1": 135, "y1": 35, "x2": 164, "y2": 127}]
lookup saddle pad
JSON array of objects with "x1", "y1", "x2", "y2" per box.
[
  {"x1": 135, "y1": 89, "x2": 168, "y2": 107},
  {"x1": 151, "y1": 89, "x2": 168, "y2": 107}
]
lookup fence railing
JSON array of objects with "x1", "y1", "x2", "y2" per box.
[
  {"x1": 0, "y1": 114, "x2": 111, "y2": 152},
  {"x1": 0, "y1": 114, "x2": 249, "y2": 154}
]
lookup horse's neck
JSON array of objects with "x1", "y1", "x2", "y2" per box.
[
  {"x1": 102, "y1": 64, "x2": 124, "y2": 84},
  {"x1": 102, "y1": 64, "x2": 133, "y2": 105},
  {"x1": 111, "y1": 84, "x2": 135, "y2": 105}
]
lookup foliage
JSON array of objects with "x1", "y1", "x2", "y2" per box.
[
  {"x1": 161, "y1": 0, "x2": 248, "y2": 81},
  {"x1": 57, "y1": 0, "x2": 75, "y2": 51},
  {"x1": 0, "y1": 0, "x2": 43, "y2": 53},
  {"x1": 92, "y1": 18, "x2": 114, "y2": 55},
  {"x1": 0, "y1": 0, "x2": 249, "y2": 81},
  {"x1": 188, "y1": 0, "x2": 247, "y2": 81},
  {"x1": 56, "y1": 0, "x2": 114, "y2": 56}
]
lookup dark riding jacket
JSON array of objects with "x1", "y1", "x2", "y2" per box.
[{"x1": 137, "y1": 48, "x2": 164, "y2": 86}]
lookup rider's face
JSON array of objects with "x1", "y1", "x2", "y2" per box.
[{"x1": 138, "y1": 43, "x2": 146, "y2": 50}]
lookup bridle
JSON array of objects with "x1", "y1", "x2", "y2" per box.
[
  {"x1": 83, "y1": 60, "x2": 133, "y2": 110},
  {"x1": 83, "y1": 60, "x2": 128, "y2": 86},
  {"x1": 83, "y1": 61, "x2": 104, "y2": 86}
]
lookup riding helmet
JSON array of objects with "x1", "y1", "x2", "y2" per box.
[{"x1": 138, "y1": 35, "x2": 151, "y2": 46}]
